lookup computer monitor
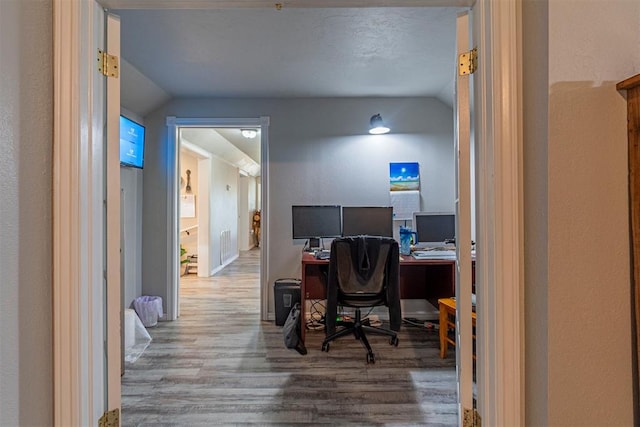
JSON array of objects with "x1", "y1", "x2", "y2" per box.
[
  {"x1": 342, "y1": 206, "x2": 394, "y2": 238},
  {"x1": 291, "y1": 205, "x2": 342, "y2": 240},
  {"x1": 412, "y1": 212, "x2": 456, "y2": 247}
]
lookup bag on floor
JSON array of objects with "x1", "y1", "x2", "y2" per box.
[
  {"x1": 283, "y1": 302, "x2": 307, "y2": 355},
  {"x1": 133, "y1": 295, "x2": 163, "y2": 327}
]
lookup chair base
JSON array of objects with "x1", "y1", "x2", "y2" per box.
[{"x1": 321, "y1": 308, "x2": 399, "y2": 364}]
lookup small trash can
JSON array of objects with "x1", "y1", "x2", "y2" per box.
[
  {"x1": 133, "y1": 295, "x2": 163, "y2": 327},
  {"x1": 274, "y1": 278, "x2": 301, "y2": 326}
]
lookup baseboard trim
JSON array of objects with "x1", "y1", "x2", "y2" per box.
[{"x1": 210, "y1": 254, "x2": 239, "y2": 276}]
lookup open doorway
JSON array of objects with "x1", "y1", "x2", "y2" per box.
[
  {"x1": 169, "y1": 118, "x2": 269, "y2": 320},
  {"x1": 178, "y1": 126, "x2": 261, "y2": 277}
]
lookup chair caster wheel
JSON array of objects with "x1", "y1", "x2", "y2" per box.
[
  {"x1": 321, "y1": 342, "x2": 330, "y2": 352},
  {"x1": 390, "y1": 336, "x2": 399, "y2": 347},
  {"x1": 366, "y1": 352, "x2": 375, "y2": 364}
]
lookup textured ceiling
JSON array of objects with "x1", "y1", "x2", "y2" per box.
[
  {"x1": 117, "y1": 7, "x2": 460, "y2": 108},
  {"x1": 181, "y1": 128, "x2": 262, "y2": 176}
]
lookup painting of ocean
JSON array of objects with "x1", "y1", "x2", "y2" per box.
[{"x1": 389, "y1": 162, "x2": 420, "y2": 191}]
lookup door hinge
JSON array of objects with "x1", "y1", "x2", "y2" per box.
[
  {"x1": 97, "y1": 49, "x2": 119, "y2": 78},
  {"x1": 98, "y1": 408, "x2": 119, "y2": 427},
  {"x1": 463, "y1": 407, "x2": 481, "y2": 427},
  {"x1": 459, "y1": 47, "x2": 478, "y2": 76}
]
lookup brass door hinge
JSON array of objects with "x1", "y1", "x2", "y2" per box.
[
  {"x1": 98, "y1": 49, "x2": 119, "y2": 78},
  {"x1": 459, "y1": 47, "x2": 478, "y2": 76},
  {"x1": 463, "y1": 407, "x2": 481, "y2": 427},
  {"x1": 98, "y1": 408, "x2": 119, "y2": 427}
]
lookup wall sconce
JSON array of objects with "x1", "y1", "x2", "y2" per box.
[
  {"x1": 369, "y1": 114, "x2": 390, "y2": 135},
  {"x1": 241, "y1": 129, "x2": 257, "y2": 139}
]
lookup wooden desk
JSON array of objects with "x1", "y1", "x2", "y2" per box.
[{"x1": 300, "y1": 252, "x2": 461, "y2": 342}]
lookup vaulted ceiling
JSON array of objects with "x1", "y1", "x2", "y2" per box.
[
  {"x1": 113, "y1": 5, "x2": 463, "y2": 173},
  {"x1": 115, "y1": 6, "x2": 461, "y2": 116}
]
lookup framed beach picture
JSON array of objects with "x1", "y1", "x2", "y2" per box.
[{"x1": 389, "y1": 162, "x2": 420, "y2": 191}]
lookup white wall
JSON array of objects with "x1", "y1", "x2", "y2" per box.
[
  {"x1": 141, "y1": 97, "x2": 455, "y2": 315},
  {"x1": 121, "y1": 109, "x2": 145, "y2": 310},
  {"x1": 238, "y1": 175, "x2": 251, "y2": 251},
  {"x1": 209, "y1": 155, "x2": 240, "y2": 271},
  {"x1": 0, "y1": 0, "x2": 52, "y2": 425},
  {"x1": 121, "y1": 167, "x2": 143, "y2": 308},
  {"x1": 524, "y1": 0, "x2": 640, "y2": 424}
]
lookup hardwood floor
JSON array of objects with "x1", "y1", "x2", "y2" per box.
[{"x1": 121, "y1": 248, "x2": 457, "y2": 426}]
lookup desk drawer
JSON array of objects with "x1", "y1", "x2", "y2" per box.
[{"x1": 303, "y1": 264, "x2": 327, "y2": 299}]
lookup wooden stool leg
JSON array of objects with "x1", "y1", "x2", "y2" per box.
[{"x1": 439, "y1": 302, "x2": 448, "y2": 358}]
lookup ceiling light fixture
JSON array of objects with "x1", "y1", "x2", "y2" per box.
[
  {"x1": 241, "y1": 129, "x2": 258, "y2": 139},
  {"x1": 369, "y1": 114, "x2": 390, "y2": 135}
]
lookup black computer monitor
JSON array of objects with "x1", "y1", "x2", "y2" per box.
[
  {"x1": 342, "y1": 206, "x2": 394, "y2": 238},
  {"x1": 291, "y1": 205, "x2": 342, "y2": 240},
  {"x1": 412, "y1": 212, "x2": 456, "y2": 246}
]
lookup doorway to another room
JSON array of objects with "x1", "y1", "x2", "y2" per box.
[{"x1": 173, "y1": 120, "x2": 267, "y2": 319}]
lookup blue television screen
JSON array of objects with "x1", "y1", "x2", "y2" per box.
[{"x1": 119, "y1": 115, "x2": 145, "y2": 168}]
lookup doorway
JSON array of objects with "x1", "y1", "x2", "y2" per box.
[
  {"x1": 177, "y1": 126, "x2": 262, "y2": 281},
  {"x1": 168, "y1": 117, "x2": 269, "y2": 320}
]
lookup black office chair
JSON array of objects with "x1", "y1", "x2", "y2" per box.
[{"x1": 322, "y1": 235, "x2": 402, "y2": 363}]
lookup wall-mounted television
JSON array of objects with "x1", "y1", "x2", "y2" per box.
[
  {"x1": 119, "y1": 115, "x2": 145, "y2": 169},
  {"x1": 342, "y1": 206, "x2": 394, "y2": 238}
]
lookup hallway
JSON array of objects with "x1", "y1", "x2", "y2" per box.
[{"x1": 121, "y1": 249, "x2": 457, "y2": 426}]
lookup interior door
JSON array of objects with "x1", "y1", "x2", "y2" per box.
[
  {"x1": 89, "y1": 7, "x2": 123, "y2": 422},
  {"x1": 454, "y1": 10, "x2": 476, "y2": 426},
  {"x1": 105, "y1": 8, "x2": 123, "y2": 422}
]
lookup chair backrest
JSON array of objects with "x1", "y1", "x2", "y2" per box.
[
  {"x1": 330, "y1": 235, "x2": 398, "y2": 305},
  {"x1": 326, "y1": 236, "x2": 401, "y2": 333}
]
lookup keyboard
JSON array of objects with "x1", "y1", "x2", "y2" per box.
[
  {"x1": 314, "y1": 250, "x2": 331, "y2": 260},
  {"x1": 412, "y1": 250, "x2": 456, "y2": 259}
]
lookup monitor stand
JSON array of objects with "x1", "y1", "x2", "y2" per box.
[{"x1": 308, "y1": 237, "x2": 321, "y2": 251}]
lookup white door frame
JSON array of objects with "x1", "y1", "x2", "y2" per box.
[
  {"x1": 473, "y1": 1, "x2": 524, "y2": 424},
  {"x1": 53, "y1": 1, "x2": 523, "y2": 425},
  {"x1": 166, "y1": 117, "x2": 270, "y2": 321},
  {"x1": 455, "y1": 10, "x2": 474, "y2": 423},
  {"x1": 52, "y1": 1, "x2": 121, "y2": 425}
]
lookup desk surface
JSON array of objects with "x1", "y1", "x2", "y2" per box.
[{"x1": 302, "y1": 252, "x2": 457, "y2": 265}]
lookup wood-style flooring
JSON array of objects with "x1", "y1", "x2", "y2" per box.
[{"x1": 121, "y1": 248, "x2": 457, "y2": 426}]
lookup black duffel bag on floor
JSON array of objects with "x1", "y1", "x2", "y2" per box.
[{"x1": 282, "y1": 302, "x2": 307, "y2": 355}]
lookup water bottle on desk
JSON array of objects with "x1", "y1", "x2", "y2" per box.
[{"x1": 399, "y1": 226, "x2": 417, "y2": 256}]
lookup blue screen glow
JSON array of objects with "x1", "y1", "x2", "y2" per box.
[{"x1": 120, "y1": 115, "x2": 145, "y2": 168}]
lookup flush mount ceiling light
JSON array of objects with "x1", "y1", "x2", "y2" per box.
[
  {"x1": 241, "y1": 129, "x2": 258, "y2": 139},
  {"x1": 369, "y1": 114, "x2": 390, "y2": 135}
]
